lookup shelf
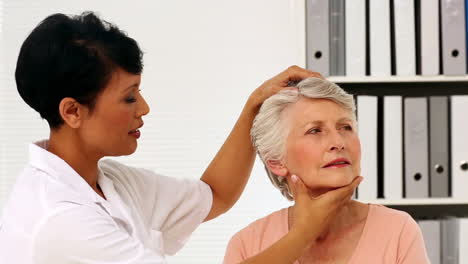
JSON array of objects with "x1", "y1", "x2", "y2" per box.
[
  {"x1": 328, "y1": 75, "x2": 468, "y2": 83},
  {"x1": 361, "y1": 198, "x2": 468, "y2": 206},
  {"x1": 358, "y1": 199, "x2": 468, "y2": 219}
]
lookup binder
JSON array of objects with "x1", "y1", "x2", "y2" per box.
[
  {"x1": 441, "y1": 218, "x2": 459, "y2": 264},
  {"x1": 441, "y1": 0, "x2": 467, "y2": 75},
  {"x1": 429, "y1": 96, "x2": 449, "y2": 197},
  {"x1": 419, "y1": 220, "x2": 441, "y2": 264},
  {"x1": 451, "y1": 96, "x2": 468, "y2": 199},
  {"x1": 420, "y1": 0, "x2": 440, "y2": 75},
  {"x1": 393, "y1": 0, "x2": 416, "y2": 75},
  {"x1": 383, "y1": 96, "x2": 403, "y2": 199},
  {"x1": 345, "y1": 0, "x2": 366, "y2": 76},
  {"x1": 404, "y1": 97, "x2": 429, "y2": 198},
  {"x1": 306, "y1": 0, "x2": 329, "y2": 76},
  {"x1": 357, "y1": 96, "x2": 378, "y2": 200},
  {"x1": 370, "y1": 0, "x2": 391, "y2": 76},
  {"x1": 459, "y1": 218, "x2": 468, "y2": 263},
  {"x1": 329, "y1": 0, "x2": 345, "y2": 76}
]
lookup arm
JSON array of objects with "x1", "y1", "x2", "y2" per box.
[{"x1": 201, "y1": 66, "x2": 323, "y2": 221}]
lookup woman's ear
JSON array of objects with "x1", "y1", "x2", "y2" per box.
[
  {"x1": 266, "y1": 160, "x2": 289, "y2": 177},
  {"x1": 58, "y1": 97, "x2": 85, "y2": 129}
]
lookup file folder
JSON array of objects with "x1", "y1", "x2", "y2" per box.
[
  {"x1": 370, "y1": 0, "x2": 391, "y2": 76},
  {"x1": 441, "y1": 218, "x2": 459, "y2": 264},
  {"x1": 357, "y1": 96, "x2": 378, "y2": 200},
  {"x1": 441, "y1": 0, "x2": 467, "y2": 75},
  {"x1": 393, "y1": 0, "x2": 416, "y2": 75},
  {"x1": 420, "y1": 0, "x2": 440, "y2": 75},
  {"x1": 460, "y1": 218, "x2": 468, "y2": 263},
  {"x1": 383, "y1": 96, "x2": 403, "y2": 199},
  {"x1": 329, "y1": 0, "x2": 345, "y2": 76},
  {"x1": 429, "y1": 96, "x2": 449, "y2": 197},
  {"x1": 345, "y1": 0, "x2": 366, "y2": 76},
  {"x1": 419, "y1": 220, "x2": 441, "y2": 264},
  {"x1": 451, "y1": 95, "x2": 468, "y2": 199},
  {"x1": 306, "y1": 0, "x2": 329, "y2": 76},
  {"x1": 404, "y1": 97, "x2": 429, "y2": 198}
]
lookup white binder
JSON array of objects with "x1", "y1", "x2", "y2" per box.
[
  {"x1": 306, "y1": 0, "x2": 329, "y2": 76},
  {"x1": 420, "y1": 0, "x2": 440, "y2": 75},
  {"x1": 441, "y1": 0, "x2": 467, "y2": 75},
  {"x1": 393, "y1": 0, "x2": 416, "y2": 75},
  {"x1": 357, "y1": 96, "x2": 378, "y2": 200},
  {"x1": 345, "y1": 0, "x2": 366, "y2": 76},
  {"x1": 460, "y1": 218, "x2": 468, "y2": 263},
  {"x1": 419, "y1": 220, "x2": 441, "y2": 264},
  {"x1": 383, "y1": 96, "x2": 403, "y2": 199},
  {"x1": 451, "y1": 96, "x2": 468, "y2": 199},
  {"x1": 370, "y1": 0, "x2": 391, "y2": 76}
]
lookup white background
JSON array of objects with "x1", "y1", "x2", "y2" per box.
[{"x1": 0, "y1": 0, "x2": 306, "y2": 262}]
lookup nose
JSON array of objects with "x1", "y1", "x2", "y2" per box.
[
  {"x1": 329, "y1": 131, "x2": 345, "y2": 151},
  {"x1": 136, "y1": 93, "x2": 150, "y2": 117}
]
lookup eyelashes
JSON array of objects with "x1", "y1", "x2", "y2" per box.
[{"x1": 305, "y1": 125, "x2": 353, "y2": 135}]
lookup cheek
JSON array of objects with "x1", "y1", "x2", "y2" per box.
[
  {"x1": 287, "y1": 139, "x2": 322, "y2": 169},
  {"x1": 105, "y1": 108, "x2": 133, "y2": 129},
  {"x1": 348, "y1": 135, "x2": 362, "y2": 173}
]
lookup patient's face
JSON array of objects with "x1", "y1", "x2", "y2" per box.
[{"x1": 281, "y1": 98, "x2": 361, "y2": 195}]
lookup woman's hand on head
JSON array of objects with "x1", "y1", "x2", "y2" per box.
[
  {"x1": 288, "y1": 174, "x2": 363, "y2": 243},
  {"x1": 248, "y1": 66, "x2": 323, "y2": 109}
]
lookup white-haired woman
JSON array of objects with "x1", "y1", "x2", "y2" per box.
[{"x1": 225, "y1": 77, "x2": 429, "y2": 264}]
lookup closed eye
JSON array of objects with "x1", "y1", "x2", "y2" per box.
[
  {"x1": 341, "y1": 125, "x2": 353, "y2": 131},
  {"x1": 306, "y1": 128, "x2": 321, "y2": 135}
]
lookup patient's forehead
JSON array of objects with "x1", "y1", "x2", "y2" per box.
[{"x1": 282, "y1": 97, "x2": 353, "y2": 128}]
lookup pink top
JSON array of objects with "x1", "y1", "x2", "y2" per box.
[{"x1": 223, "y1": 204, "x2": 429, "y2": 264}]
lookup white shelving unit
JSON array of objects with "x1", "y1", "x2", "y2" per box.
[{"x1": 332, "y1": 77, "x2": 468, "y2": 219}]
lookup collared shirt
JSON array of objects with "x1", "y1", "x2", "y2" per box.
[{"x1": 0, "y1": 140, "x2": 213, "y2": 264}]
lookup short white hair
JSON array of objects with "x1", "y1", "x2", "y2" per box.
[{"x1": 251, "y1": 77, "x2": 356, "y2": 200}]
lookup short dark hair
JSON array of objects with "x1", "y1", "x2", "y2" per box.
[{"x1": 15, "y1": 11, "x2": 144, "y2": 129}]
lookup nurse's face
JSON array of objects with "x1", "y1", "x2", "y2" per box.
[
  {"x1": 79, "y1": 67, "x2": 150, "y2": 157},
  {"x1": 268, "y1": 98, "x2": 361, "y2": 197}
]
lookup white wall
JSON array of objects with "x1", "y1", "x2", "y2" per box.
[{"x1": 0, "y1": 0, "x2": 305, "y2": 262}]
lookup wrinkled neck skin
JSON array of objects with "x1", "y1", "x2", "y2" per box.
[{"x1": 289, "y1": 200, "x2": 368, "y2": 244}]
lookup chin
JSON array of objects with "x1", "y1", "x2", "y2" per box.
[
  {"x1": 316, "y1": 170, "x2": 355, "y2": 188},
  {"x1": 109, "y1": 144, "x2": 138, "y2": 156}
]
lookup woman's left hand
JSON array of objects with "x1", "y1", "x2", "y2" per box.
[{"x1": 247, "y1": 65, "x2": 323, "y2": 110}]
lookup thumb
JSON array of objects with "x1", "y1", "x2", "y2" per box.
[{"x1": 289, "y1": 174, "x2": 309, "y2": 201}]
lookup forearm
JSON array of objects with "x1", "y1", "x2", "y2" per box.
[
  {"x1": 201, "y1": 98, "x2": 259, "y2": 220},
  {"x1": 240, "y1": 229, "x2": 312, "y2": 264}
]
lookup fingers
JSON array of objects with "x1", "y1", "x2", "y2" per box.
[
  {"x1": 277, "y1": 65, "x2": 324, "y2": 84},
  {"x1": 325, "y1": 176, "x2": 363, "y2": 205},
  {"x1": 289, "y1": 174, "x2": 309, "y2": 201}
]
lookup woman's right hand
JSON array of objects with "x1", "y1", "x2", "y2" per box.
[{"x1": 288, "y1": 174, "x2": 363, "y2": 245}]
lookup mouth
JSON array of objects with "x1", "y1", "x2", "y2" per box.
[
  {"x1": 128, "y1": 123, "x2": 144, "y2": 138},
  {"x1": 322, "y1": 158, "x2": 351, "y2": 168}
]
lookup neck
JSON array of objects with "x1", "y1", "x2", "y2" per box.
[
  {"x1": 289, "y1": 200, "x2": 366, "y2": 242},
  {"x1": 47, "y1": 129, "x2": 101, "y2": 191}
]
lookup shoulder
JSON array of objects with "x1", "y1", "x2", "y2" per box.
[
  {"x1": 367, "y1": 204, "x2": 422, "y2": 241},
  {"x1": 369, "y1": 204, "x2": 415, "y2": 227}
]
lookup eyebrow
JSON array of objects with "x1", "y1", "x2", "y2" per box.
[
  {"x1": 300, "y1": 117, "x2": 353, "y2": 128},
  {"x1": 122, "y1": 83, "x2": 140, "y2": 93}
]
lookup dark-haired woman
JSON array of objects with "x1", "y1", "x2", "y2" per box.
[{"x1": 0, "y1": 12, "x2": 358, "y2": 264}]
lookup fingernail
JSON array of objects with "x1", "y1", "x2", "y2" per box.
[{"x1": 291, "y1": 174, "x2": 298, "y2": 183}]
